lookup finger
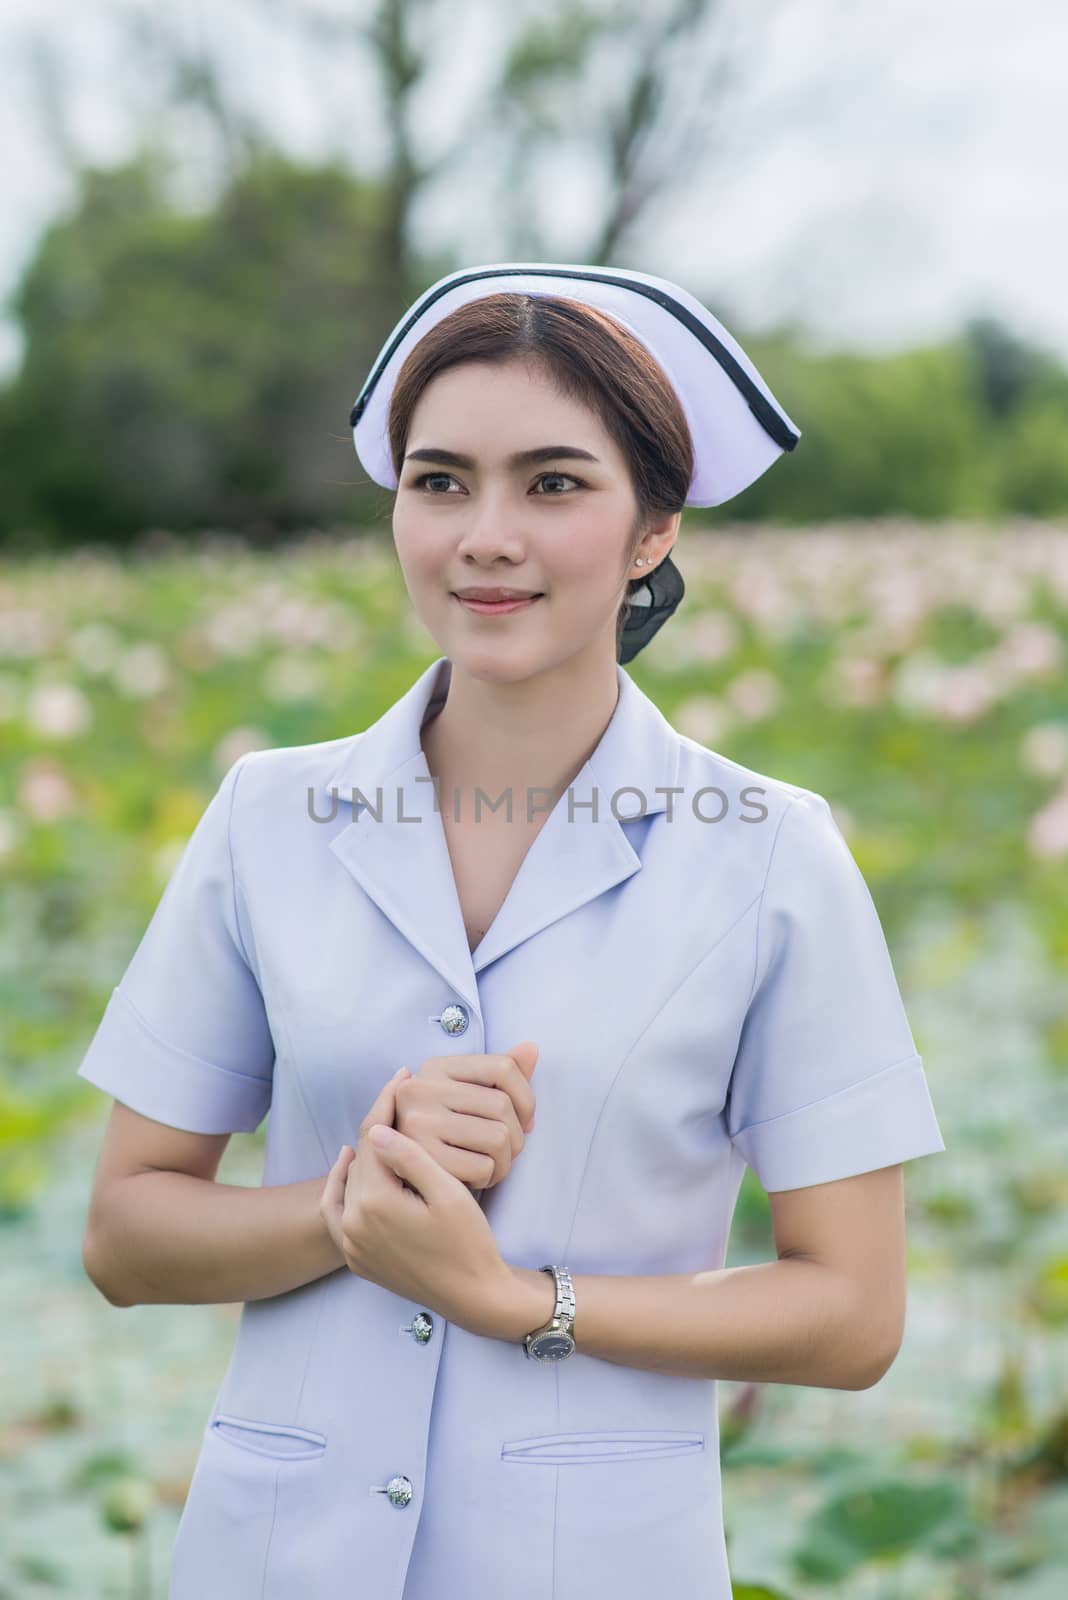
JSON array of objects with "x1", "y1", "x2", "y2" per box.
[
  {"x1": 367, "y1": 1122, "x2": 445, "y2": 1202},
  {"x1": 507, "y1": 1042, "x2": 539, "y2": 1130},
  {"x1": 358, "y1": 1072, "x2": 408, "y2": 1196},
  {"x1": 321, "y1": 1143, "x2": 354, "y2": 1219},
  {"x1": 360, "y1": 1068, "x2": 408, "y2": 1136},
  {"x1": 430, "y1": 1104, "x2": 521, "y2": 1171},
  {"x1": 430, "y1": 1054, "x2": 537, "y2": 1138},
  {"x1": 481, "y1": 1043, "x2": 537, "y2": 1132},
  {"x1": 506, "y1": 1041, "x2": 539, "y2": 1084}
]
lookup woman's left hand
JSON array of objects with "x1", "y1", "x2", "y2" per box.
[{"x1": 320, "y1": 1068, "x2": 513, "y2": 1337}]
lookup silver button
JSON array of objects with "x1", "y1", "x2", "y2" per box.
[
  {"x1": 430, "y1": 1002, "x2": 469, "y2": 1036},
  {"x1": 370, "y1": 1475, "x2": 413, "y2": 1508},
  {"x1": 400, "y1": 1312, "x2": 434, "y2": 1344}
]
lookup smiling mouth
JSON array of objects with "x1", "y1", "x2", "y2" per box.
[{"x1": 452, "y1": 593, "x2": 544, "y2": 612}]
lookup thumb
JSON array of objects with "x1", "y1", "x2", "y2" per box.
[
  {"x1": 508, "y1": 1039, "x2": 539, "y2": 1085},
  {"x1": 367, "y1": 1120, "x2": 443, "y2": 1200},
  {"x1": 361, "y1": 1067, "x2": 407, "y2": 1135},
  {"x1": 321, "y1": 1142, "x2": 355, "y2": 1219},
  {"x1": 508, "y1": 1041, "x2": 539, "y2": 1130}
]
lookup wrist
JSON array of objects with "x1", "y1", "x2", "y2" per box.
[
  {"x1": 485, "y1": 1263, "x2": 558, "y2": 1343},
  {"x1": 305, "y1": 1175, "x2": 347, "y2": 1275}
]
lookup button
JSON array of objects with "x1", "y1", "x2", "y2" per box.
[
  {"x1": 369, "y1": 1475, "x2": 413, "y2": 1508},
  {"x1": 400, "y1": 1312, "x2": 434, "y2": 1344},
  {"x1": 430, "y1": 1003, "x2": 469, "y2": 1036}
]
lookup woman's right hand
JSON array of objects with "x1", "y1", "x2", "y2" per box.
[{"x1": 369, "y1": 1041, "x2": 539, "y2": 1191}]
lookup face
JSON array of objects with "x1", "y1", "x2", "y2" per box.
[{"x1": 391, "y1": 358, "x2": 678, "y2": 682}]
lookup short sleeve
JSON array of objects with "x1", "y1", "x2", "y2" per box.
[
  {"x1": 726, "y1": 790, "x2": 945, "y2": 1192},
  {"x1": 76, "y1": 753, "x2": 275, "y2": 1134}
]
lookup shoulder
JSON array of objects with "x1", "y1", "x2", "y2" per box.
[
  {"x1": 671, "y1": 730, "x2": 832, "y2": 850},
  {"x1": 220, "y1": 731, "x2": 365, "y2": 838}
]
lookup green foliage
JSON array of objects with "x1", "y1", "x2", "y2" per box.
[
  {"x1": 101, "y1": 1475, "x2": 156, "y2": 1534},
  {"x1": 2, "y1": 524, "x2": 1068, "y2": 1596},
  {"x1": 793, "y1": 1475, "x2": 968, "y2": 1580},
  {"x1": 732, "y1": 1586, "x2": 798, "y2": 1599},
  {"x1": 3, "y1": 145, "x2": 1068, "y2": 548},
  {"x1": 721, "y1": 332, "x2": 999, "y2": 521},
  {"x1": 0, "y1": 144, "x2": 418, "y2": 546},
  {"x1": 994, "y1": 390, "x2": 1068, "y2": 512}
]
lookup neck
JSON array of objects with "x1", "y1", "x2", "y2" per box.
[{"x1": 421, "y1": 652, "x2": 621, "y2": 822}]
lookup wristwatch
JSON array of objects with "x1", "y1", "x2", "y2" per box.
[{"x1": 522, "y1": 1265, "x2": 577, "y2": 1361}]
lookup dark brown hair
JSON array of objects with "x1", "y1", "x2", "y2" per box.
[{"x1": 386, "y1": 293, "x2": 694, "y2": 656}]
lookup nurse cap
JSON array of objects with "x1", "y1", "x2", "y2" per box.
[{"x1": 349, "y1": 262, "x2": 802, "y2": 664}]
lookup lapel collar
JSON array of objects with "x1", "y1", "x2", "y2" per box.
[{"x1": 323, "y1": 656, "x2": 681, "y2": 1007}]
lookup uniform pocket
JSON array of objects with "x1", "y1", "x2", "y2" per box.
[
  {"x1": 210, "y1": 1412, "x2": 328, "y2": 1461},
  {"x1": 500, "y1": 1428, "x2": 705, "y2": 1465}
]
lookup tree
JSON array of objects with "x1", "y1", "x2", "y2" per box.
[
  {"x1": 1, "y1": 149, "x2": 417, "y2": 542},
  {"x1": 963, "y1": 314, "x2": 1067, "y2": 423}
]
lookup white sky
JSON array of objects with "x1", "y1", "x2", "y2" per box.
[{"x1": 2, "y1": 0, "x2": 1066, "y2": 381}]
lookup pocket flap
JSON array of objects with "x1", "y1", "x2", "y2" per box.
[
  {"x1": 500, "y1": 1429, "x2": 704, "y2": 1464},
  {"x1": 210, "y1": 1413, "x2": 328, "y2": 1460}
]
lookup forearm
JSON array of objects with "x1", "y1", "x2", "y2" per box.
[
  {"x1": 498, "y1": 1258, "x2": 893, "y2": 1390},
  {"x1": 84, "y1": 1171, "x2": 344, "y2": 1307}
]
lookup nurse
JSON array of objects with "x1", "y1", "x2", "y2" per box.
[{"x1": 77, "y1": 263, "x2": 946, "y2": 1599}]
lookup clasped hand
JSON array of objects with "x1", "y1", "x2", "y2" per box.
[{"x1": 319, "y1": 1042, "x2": 538, "y2": 1337}]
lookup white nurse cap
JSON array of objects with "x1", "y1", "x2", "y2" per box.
[{"x1": 349, "y1": 261, "x2": 802, "y2": 662}]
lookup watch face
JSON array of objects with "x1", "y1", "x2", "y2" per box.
[{"x1": 531, "y1": 1332, "x2": 574, "y2": 1361}]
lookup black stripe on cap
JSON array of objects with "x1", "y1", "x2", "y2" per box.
[{"x1": 348, "y1": 264, "x2": 800, "y2": 451}]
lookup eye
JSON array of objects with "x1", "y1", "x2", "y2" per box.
[
  {"x1": 409, "y1": 471, "x2": 586, "y2": 496},
  {"x1": 535, "y1": 472, "x2": 584, "y2": 495},
  {"x1": 411, "y1": 472, "x2": 462, "y2": 494}
]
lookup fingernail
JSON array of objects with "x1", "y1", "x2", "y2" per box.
[{"x1": 370, "y1": 1124, "x2": 394, "y2": 1146}]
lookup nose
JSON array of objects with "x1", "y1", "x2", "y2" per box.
[{"x1": 453, "y1": 484, "x2": 530, "y2": 564}]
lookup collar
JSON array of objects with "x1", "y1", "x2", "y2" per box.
[{"x1": 323, "y1": 656, "x2": 681, "y2": 1005}]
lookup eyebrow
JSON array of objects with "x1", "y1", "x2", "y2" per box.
[{"x1": 403, "y1": 445, "x2": 601, "y2": 470}]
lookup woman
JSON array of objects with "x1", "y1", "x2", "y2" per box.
[{"x1": 77, "y1": 263, "x2": 946, "y2": 1599}]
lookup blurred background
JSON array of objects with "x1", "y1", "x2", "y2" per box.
[{"x1": 2, "y1": 0, "x2": 1067, "y2": 1595}]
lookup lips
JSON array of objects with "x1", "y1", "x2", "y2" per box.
[
  {"x1": 453, "y1": 591, "x2": 543, "y2": 601},
  {"x1": 453, "y1": 593, "x2": 543, "y2": 615}
]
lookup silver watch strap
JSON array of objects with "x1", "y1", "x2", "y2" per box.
[{"x1": 539, "y1": 1264, "x2": 576, "y2": 1331}]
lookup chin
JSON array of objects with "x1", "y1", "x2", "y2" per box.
[{"x1": 448, "y1": 645, "x2": 546, "y2": 683}]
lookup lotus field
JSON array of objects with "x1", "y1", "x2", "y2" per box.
[{"x1": 2, "y1": 517, "x2": 1067, "y2": 1597}]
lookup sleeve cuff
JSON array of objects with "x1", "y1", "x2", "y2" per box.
[
  {"x1": 76, "y1": 986, "x2": 273, "y2": 1135},
  {"x1": 729, "y1": 1052, "x2": 946, "y2": 1193}
]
